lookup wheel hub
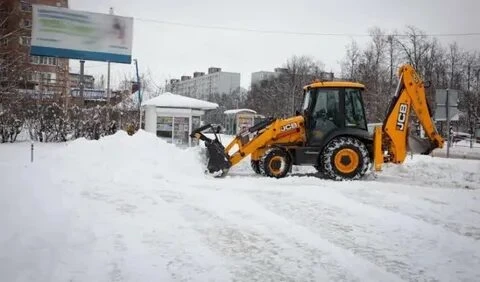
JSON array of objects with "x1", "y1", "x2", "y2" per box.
[
  {"x1": 268, "y1": 156, "x2": 285, "y2": 175},
  {"x1": 340, "y1": 155, "x2": 351, "y2": 166},
  {"x1": 334, "y1": 148, "x2": 359, "y2": 174}
]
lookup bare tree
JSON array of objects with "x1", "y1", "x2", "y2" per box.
[
  {"x1": 0, "y1": 0, "x2": 32, "y2": 142},
  {"x1": 244, "y1": 55, "x2": 325, "y2": 118},
  {"x1": 395, "y1": 26, "x2": 432, "y2": 73},
  {"x1": 446, "y1": 42, "x2": 463, "y2": 89},
  {"x1": 341, "y1": 39, "x2": 361, "y2": 81},
  {"x1": 283, "y1": 55, "x2": 325, "y2": 114}
]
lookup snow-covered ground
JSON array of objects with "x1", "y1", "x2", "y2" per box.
[
  {"x1": 431, "y1": 140, "x2": 480, "y2": 159},
  {"x1": 1, "y1": 130, "x2": 480, "y2": 282}
]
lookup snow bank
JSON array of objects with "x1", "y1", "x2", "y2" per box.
[
  {"x1": 55, "y1": 130, "x2": 207, "y2": 183},
  {"x1": 379, "y1": 155, "x2": 480, "y2": 189}
]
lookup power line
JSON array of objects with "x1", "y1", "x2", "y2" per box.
[{"x1": 135, "y1": 17, "x2": 480, "y2": 38}]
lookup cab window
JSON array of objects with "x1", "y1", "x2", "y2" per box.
[
  {"x1": 302, "y1": 90, "x2": 312, "y2": 112},
  {"x1": 344, "y1": 88, "x2": 367, "y2": 130},
  {"x1": 312, "y1": 89, "x2": 341, "y2": 128}
]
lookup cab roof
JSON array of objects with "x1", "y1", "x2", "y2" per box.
[{"x1": 303, "y1": 81, "x2": 365, "y2": 90}]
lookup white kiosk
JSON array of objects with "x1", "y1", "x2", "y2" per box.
[{"x1": 141, "y1": 92, "x2": 218, "y2": 146}]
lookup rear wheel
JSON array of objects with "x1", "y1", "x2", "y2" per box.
[
  {"x1": 259, "y1": 148, "x2": 291, "y2": 178},
  {"x1": 313, "y1": 165, "x2": 326, "y2": 178},
  {"x1": 319, "y1": 136, "x2": 370, "y2": 180}
]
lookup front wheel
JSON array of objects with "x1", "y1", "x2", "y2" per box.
[
  {"x1": 259, "y1": 148, "x2": 291, "y2": 178},
  {"x1": 319, "y1": 136, "x2": 370, "y2": 181},
  {"x1": 251, "y1": 160, "x2": 261, "y2": 174}
]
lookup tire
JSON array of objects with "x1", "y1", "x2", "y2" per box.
[
  {"x1": 319, "y1": 136, "x2": 370, "y2": 181},
  {"x1": 251, "y1": 160, "x2": 261, "y2": 174},
  {"x1": 313, "y1": 165, "x2": 326, "y2": 178},
  {"x1": 259, "y1": 148, "x2": 291, "y2": 178}
]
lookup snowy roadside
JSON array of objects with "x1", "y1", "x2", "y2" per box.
[
  {"x1": 431, "y1": 140, "x2": 480, "y2": 160},
  {"x1": 1, "y1": 130, "x2": 480, "y2": 282}
]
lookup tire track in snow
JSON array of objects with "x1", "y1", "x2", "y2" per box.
[
  {"x1": 181, "y1": 205, "x2": 314, "y2": 282},
  {"x1": 242, "y1": 187, "x2": 480, "y2": 282},
  {"x1": 71, "y1": 182, "x2": 233, "y2": 281},
  {"x1": 156, "y1": 188, "x2": 324, "y2": 281},
  {"x1": 331, "y1": 183, "x2": 480, "y2": 240},
  {"x1": 162, "y1": 184, "x2": 404, "y2": 282},
  {"x1": 116, "y1": 186, "x2": 233, "y2": 282}
]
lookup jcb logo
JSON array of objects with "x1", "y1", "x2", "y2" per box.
[
  {"x1": 396, "y1": 103, "x2": 408, "y2": 131},
  {"x1": 281, "y1": 122, "x2": 299, "y2": 132}
]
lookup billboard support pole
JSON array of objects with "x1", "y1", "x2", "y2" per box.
[
  {"x1": 134, "y1": 59, "x2": 141, "y2": 128},
  {"x1": 107, "y1": 7, "x2": 114, "y2": 124},
  {"x1": 107, "y1": 60, "x2": 111, "y2": 124},
  {"x1": 107, "y1": 61, "x2": 111, "y2": 105},
  {"x1": 446, "y1": 88, "x2": 450, "y2": 158},
  {"x1": 80, "y1": 60, "x2": 85, "y2": 106}
]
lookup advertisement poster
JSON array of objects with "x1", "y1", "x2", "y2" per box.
[
  {"x1": 31, "y1": 4, "x2": 133, "y2": 63},
  {"x1": 173, "y1": 117, "x2": 189, "y2": 145},
  {"x1": 237, "y1": 115, "x2": 254, "y2": 133}
]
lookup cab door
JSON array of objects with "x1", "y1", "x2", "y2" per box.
[{"x1": 306, "y1": 88, "x2": 343, "y2": 146}]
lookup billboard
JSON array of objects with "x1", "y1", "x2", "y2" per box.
[{"x1": 30, "y1": 5, "x2": 133, "y2": 64}]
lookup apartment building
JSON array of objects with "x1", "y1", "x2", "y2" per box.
[
  {"x1": 0, "y1": 0, "x2": 70, "y2": 102},
  {"x1": 250, "y1": 68, "x2": 287, "y2": 87},
  {"x1": 69, "y1": 73, "x2": 95, "y2": 89},
  {"x1": 166, "y1": 67, "x2": 241, "y2": 100},
  {"x1": 250, "y1": 67, "x2": 335, "y2": 88}
]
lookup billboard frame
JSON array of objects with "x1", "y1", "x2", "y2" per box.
[{"x1": 30, "y1": 4, "x2": 133, "y2": 64}]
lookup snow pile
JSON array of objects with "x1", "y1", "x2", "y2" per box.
[
  {"x1": 379, "y1": 155, "x2": 480, "y2": 189},
  {"x1": 54, "y1": 130, "x2": 207, "y2": 183}
]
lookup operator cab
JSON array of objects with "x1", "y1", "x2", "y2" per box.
[{"x1": 301, "y1": 82, "x2": 368, "y2": 146}]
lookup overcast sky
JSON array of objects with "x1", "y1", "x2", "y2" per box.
[{"x1": 67, "y1": 0, "x2": 480, "y2": 90}]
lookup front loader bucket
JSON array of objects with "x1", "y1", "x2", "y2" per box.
[
  {"x1": 204, "y1": 138, "x2": 231, "y2": 177},
  {"x1": 190, "y1": 124, "x2": 231, "y2": 177}
]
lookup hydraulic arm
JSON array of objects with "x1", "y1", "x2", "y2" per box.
[
  {"x1": 373, "y1": 64, "x2": 445, "y2": 171},
  {"x1": 190, "y1": 116, "x2": 306, "y2": 176}
]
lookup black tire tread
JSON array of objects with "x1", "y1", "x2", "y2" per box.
[
  {"x1": 259, "y1": 147, "x2": 291, "y2": 178},
  {"x1": 319, "y1": 136, "x2": 370, "y2": 181},
  {"x1": 251, "y1": 160, "x2": 261, "y2": 174}
]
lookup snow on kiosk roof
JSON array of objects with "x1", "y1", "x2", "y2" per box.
[
  {"x1": 141, "y1": 92, "x2": 218, "y2": 110},
  {"x1": 224, "y1": 109, "x2": 257, "y2": 115}
]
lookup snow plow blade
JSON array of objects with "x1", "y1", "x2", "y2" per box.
[{"x1": 190, "y1": 124, "x2": 231, "y2": 177}]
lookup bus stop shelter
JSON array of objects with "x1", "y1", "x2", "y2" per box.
[{"x1": 224, "y1": 108, "x2": 265, "y2": 135}]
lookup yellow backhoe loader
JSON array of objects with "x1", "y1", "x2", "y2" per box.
[{"x1": 190, "y1": 64, "x2": 445, "y2": 180}]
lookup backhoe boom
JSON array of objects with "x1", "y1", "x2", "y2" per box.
[{"x1": 374, "y1": 64, "x2": 444, "y2": 171}]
